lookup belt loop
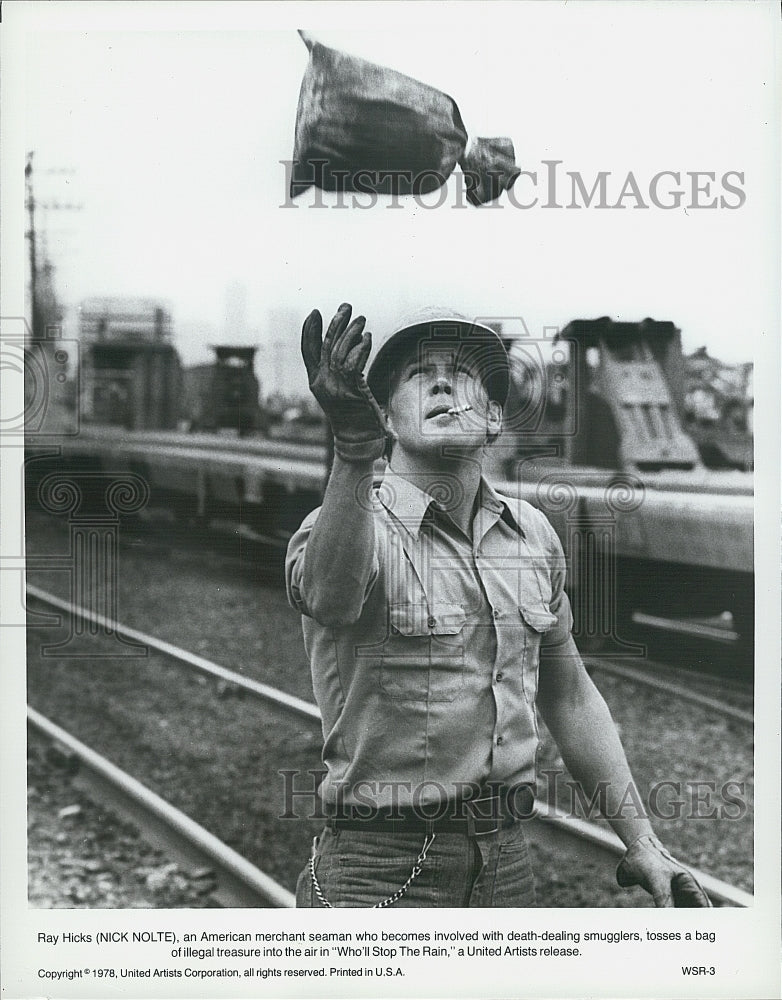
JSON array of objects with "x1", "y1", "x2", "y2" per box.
[{"x1": 465, "y1": 810, "x2": 477, "y2": 838}]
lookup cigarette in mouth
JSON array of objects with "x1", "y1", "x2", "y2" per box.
[{"x1": 447, "y1": 405, "x2": 473, "y2": 415}]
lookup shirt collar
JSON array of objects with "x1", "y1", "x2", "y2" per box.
[
  {"x1": 478, "y1": 477, "x2": 526, "y2": 538},
  {"x1": 376, "y1": 469, "x2": 435, "y2": 536},
  {"x1": 377, "y1": 469, "x2": 525, "y2": 539}
]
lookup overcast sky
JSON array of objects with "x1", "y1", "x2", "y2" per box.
[{"x1": 16, "y1": 3, "x2": 778, "y2": 393}]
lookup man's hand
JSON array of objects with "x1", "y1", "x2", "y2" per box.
[
  {"x1": 301, "y1": 303, "x2": 387, "y2": 461},
  {"x1": 616, "y1": 834, "x2": 712, "y2": 907}
]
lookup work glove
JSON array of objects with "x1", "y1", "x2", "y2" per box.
[
  {"x1": 301, "y1": 303, "x2": 387, "y2": 463},
  {"x1": 616, "y1": 834, "x2": 712, "y2": 907}
]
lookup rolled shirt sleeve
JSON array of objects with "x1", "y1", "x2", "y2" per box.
[
  {"x1": 538, "y1": 510, "x2": 574, "y2": 651},
  {"x1": 285, "y1": 505, "x2": 381, "y2": 619}
]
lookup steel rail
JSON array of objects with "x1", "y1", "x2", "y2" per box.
[
  {"x1": 27, "y1": 586, "x2": 752, "y2": 908},
  {"x1": 631, "y1": 610, "x2": 740, "y2": 644},
  {"x1": 530, "y1": 802, "x2": 752, "y2": 908},
  {"x1": 27, "y1": 707, "x2": 295, "y2": 908},
  {"x1": 25, "y1": 585, "x2": 321, "y2": 722},
  {"x1": 583, "y1": 654, "x2": 753, "y2": 725}
]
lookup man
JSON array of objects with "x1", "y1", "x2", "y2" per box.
[{"x1": 285, "y1": 302, "x2": 709, "y2": 908}]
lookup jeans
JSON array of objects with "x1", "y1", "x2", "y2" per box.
[{"x1": 295, "y1": 821, "x2": 536, "y2": 908}]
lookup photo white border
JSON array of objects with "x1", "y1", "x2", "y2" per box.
[{"x1": 1, "y1": 3, "x2": 779, "y2": 999}]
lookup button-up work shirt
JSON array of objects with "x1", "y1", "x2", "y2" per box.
[{"x1": 285, "y1": 471, "x2": 573, "y2": 810}]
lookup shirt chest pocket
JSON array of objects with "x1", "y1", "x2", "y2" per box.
[
  {"x1": 378, "y1": 602, "x2": 467, "y2": 703},
  {"x1": 517, "y1": 601, "x2": 557, "y2": 702}
]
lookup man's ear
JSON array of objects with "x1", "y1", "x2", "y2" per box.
[
  {"x1": 486, "y1": 400, "x2": 503, "y2": 439},
  {"x1": 380, "y1": 406, "x2": 397, "y2": 461},
  {"x1": 381, "y1": 406, "x2": 398, "y2": 441}
]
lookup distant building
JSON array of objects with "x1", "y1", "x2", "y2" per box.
[
  {"x1": 78, "y1": 297, "x2": 181, "y2": 430},
  {"x1": 79, "y1": 297, "x2": 172, "y2": 344}
]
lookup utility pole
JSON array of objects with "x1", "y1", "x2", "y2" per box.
[
  {"x1": 25, "y1": 152, "x2": 39, "y2": 341},
  {"x1": 25, "y1": 153, "x2": 83, "y2": 345}
]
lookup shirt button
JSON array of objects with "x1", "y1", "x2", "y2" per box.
[
  {"x1": 495, "y1": 672, "x2": 504, "y2": 682},
  {"x1": 492, "y1": 608, "x2": 501, "y2": 619},
  {"x1": 496, "y1": 735, "x2": 504, "y2": 746},
  {"x1": 427, "y1": 616, "x2": 437, "y2": 628}
]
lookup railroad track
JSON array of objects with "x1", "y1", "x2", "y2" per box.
[
  {"x1": 26, "y1": 585, "x2": 752, "y2": 908},
  {"x1": 583, "y1": 655, "x2": 753, "y2": 725},
  {"x1": 25, "y1": 585, "x2": 753, "y2": 726},
  {"x1": 27, "y1": 708, "x2": 294, "y2": 908}
]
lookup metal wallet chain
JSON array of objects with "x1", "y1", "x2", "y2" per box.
[{"x1": 309, "y1": 832, "x2": 437, "y2": 908}]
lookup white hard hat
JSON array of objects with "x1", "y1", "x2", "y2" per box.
[{"x1": 367, "y1": 306, "x2": 510, "y2": 406}]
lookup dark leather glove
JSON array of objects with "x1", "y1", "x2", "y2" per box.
[
  {"x1": 301, "y1": 303, "x2": 387, "y2": 462},
  {"x1": 616, "y1": 834, "x2": 712, "y2": 907}
]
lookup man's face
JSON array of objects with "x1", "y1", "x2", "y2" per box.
[{"x1": 384, "y1": 342, "x2": 502, "y2": 460}]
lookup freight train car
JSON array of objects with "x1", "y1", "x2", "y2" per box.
[
  {"x1": 496, "y1": 317, "x2": 753, "y2": 655},
  {"x1": 181, "y1": 346, "x2": 265, "y2": 436}
]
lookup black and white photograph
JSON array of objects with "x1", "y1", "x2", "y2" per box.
[{"x1": 1, "y1": 2, "x2": 779, "y2": 998}]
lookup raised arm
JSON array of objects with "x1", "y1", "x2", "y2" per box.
[{"x1": 293, "y1": 303, "x2": 387, "y2": 626}]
